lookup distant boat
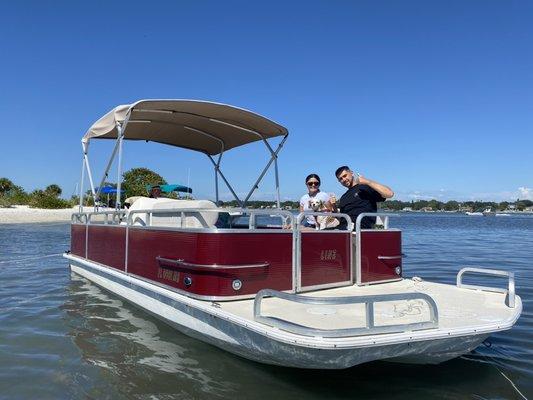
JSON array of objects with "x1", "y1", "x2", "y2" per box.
[
  {"x1": 466, "y1": 212, "x2": 483, "y2": 216},
  {"x1": 483, "y1": 208, "x2": 496, "y2": 217},
  {"x1": 496, "y1": 213, "x2": 511, "y2": 217}
]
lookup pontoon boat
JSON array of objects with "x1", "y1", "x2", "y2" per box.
[{"x1": 64, "y1": 100, "x2": 522, "y2": 369}]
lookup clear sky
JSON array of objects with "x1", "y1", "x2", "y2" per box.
[{"x1": 1, "y1": 1, "x2": 532, "y2": 202}]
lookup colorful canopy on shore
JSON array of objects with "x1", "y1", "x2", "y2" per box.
[
  {"x1": 82, "y1": 100, "x2": 288, "y2": 155},
  {"x1": 146, "y1": 184, "x2": 193, "y2": 194},
  {"x1": 97, "y1": 187, "x2": 124, "y2": 194}
]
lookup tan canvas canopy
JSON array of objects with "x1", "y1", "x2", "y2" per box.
[{"x1": 82, "y1": 99, "x2": 288, "y2": 155}]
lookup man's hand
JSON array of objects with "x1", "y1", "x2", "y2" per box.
[
  {"x1": 357, "y1": 175, "x2": 394, "y2": 199},
  {"x1": 357, "y1": 175, "x2": 368, "y2": 185}
]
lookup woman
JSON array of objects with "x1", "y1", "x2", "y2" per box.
[{"x1": 299, "y1": 174, "x2": 332, "y2": 228}]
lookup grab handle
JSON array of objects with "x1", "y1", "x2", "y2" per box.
[{"x1": 457, "y1": 267, "x2": 515, "y2": 308}]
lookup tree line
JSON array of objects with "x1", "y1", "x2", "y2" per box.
[
  {"x1": 0, "y1": 177, "x2": 72, "y2": 209},
  {"x1": 219, "y1": 199, "x2": 533, "y2": 211},
  {"x1": 382, "y1": 199, "x2": 533, "y2": 212},
  {"x1": 2, "y1": 170, "x2": 532, "y2": 211}
]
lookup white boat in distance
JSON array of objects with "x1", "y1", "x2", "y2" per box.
[
  {"x1": 64, "y1": 100, "x2": 522, "y2": 369},
  {"x1": 466, "y1": 212, "x2": 483, "y2": 216},
  {"x1": 483, "y1": 208, "x2": 496, "y2": 217}
]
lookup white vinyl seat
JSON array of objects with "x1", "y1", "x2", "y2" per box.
[{"x1": 126, "y1": 197, "x2": 218, "y2": 228}]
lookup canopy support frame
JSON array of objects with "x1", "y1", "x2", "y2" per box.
[
  {"x1": 78, "y1": 145, "x2": 86, "y2": 212},
  {"x1": 82, "y1": 102, "x2": 288, "y2": 210},
  {"x1": 115, "y1": 123, "x2": 125, "y2": 209},
  {"x1": 206, "y1": 154, "x2": 243, "y2": 207},
  {"x1": 79, "y1": 142, "x2": 97, "y2": 210},
  {"x1": 94, "y1": 132, "x2": 122, "y2": 206},
  {"x1": 243, "y1": 134, "x2": 287, "y2": 207},
  {"x1": 209, "y1": 118, "x2": 286, "y2": 208}
]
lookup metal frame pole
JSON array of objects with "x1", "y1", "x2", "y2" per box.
[
  {"x1": 262, "y1": 137, "x2": 284, "y2": 209},
  {"x1": 79, "y1": 143, "x2": 86, "y2": 212},
  {"x1": 94, "y1": 135, "x2": 122, "y2": 204},
  {"x1": 207, "y1": 155, "x2": 242, "y2": 207},
  {"x1": 83, "y1": 153, "x2": 96, "y2": 201},
  {"x1": 214, "y1": 153, "x2": 222, "y2": 203},
  {"x1": 116, "y1": 123, "x2": 124, "y2": 209},
  {"x1": 243, "y1": 135, "x2": 287, "y2": 206}
]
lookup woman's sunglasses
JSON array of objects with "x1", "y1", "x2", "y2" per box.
[{"x1": 307, "y1": 181, "x2": 320, "y2": 187}]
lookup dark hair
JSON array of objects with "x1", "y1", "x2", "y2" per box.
[
  {"x1": 335, "y1": 166, "x2": 350, "y2": 178},
  {"x1": 305, "y1": 174, "x2": 321, "y2": 184}
]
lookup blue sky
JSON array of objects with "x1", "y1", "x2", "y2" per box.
[{"x1": 0, "y1": 1, "x2": 532, "y2": 202}]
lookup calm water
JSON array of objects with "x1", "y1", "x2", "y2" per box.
[{"x1": 0, "y1": 214, "x2": 531, "y2": 400}]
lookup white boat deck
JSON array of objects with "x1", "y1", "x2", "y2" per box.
[{"x1": 221, "y1": 278, "x2": 519, "y2": 334}]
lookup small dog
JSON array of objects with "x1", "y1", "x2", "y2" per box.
[{"x1": 308, "y1": 198, "x2": 340, "y2": 230}]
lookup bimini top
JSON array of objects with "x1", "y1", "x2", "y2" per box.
[{"x1": 82, "y1": 99, "x2": 288, "y2": 155}]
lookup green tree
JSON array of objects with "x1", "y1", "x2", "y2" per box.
[
  {"x1": 444, "y1": 200, "x2": 459, "y2": 211},
  {"x1": 122, "y1": 167, "x2": 166, "y2": 199},
  {"x1": 45, "y1": 184, "x2": 62, "y2": 197},
  {"x1": 0, "y1": 178, "x2": 14, "y2": 195},
  {"x1": 498, "y1": 201, "x2": 509, "y2": 211}
]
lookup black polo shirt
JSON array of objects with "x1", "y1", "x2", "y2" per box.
[{"x1": 338, "y1": 184, "x2": 385, "y2": 229}]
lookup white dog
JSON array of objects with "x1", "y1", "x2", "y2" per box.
[{"x1": 308, "y1": 198, "x2": 340, "y2": 230}]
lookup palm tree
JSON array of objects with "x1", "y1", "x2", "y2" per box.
[
  {"x1": 45, "y1": 184, "x2": 62, "y2": 197},
  {"x1": 0, "y1": 178, "x2": 14, "y2": 195}
]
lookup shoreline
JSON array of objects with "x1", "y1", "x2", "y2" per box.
[
  {"x1": 2, "y1": 205, "x2": 532, "y2": 225},
  {"x1": 0, "y1": 205, "x2": 89, "y2": 224}
]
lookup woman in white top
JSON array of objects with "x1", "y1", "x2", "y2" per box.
[{"x1": 299, "y1": 174, "x2": 332, "y2": 228}]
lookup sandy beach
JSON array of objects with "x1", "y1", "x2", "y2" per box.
[{"x1": 0, "y1": 205, "x2": 87, "y2": 224}]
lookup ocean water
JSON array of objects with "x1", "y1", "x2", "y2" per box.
[{"x1": 0, "y1": 214, "x2": 531, "y2": 400}]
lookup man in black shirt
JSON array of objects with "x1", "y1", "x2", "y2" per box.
[{"x1": 332, "y1": 166, "x2": 394, "y2": 229}]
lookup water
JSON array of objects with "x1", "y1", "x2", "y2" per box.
[{"x1": 0, "y1": 214, "x2": 531, "y2": 399}]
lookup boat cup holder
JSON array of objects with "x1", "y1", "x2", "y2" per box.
[{"x1": 184, "y1": 276, "x2": 193, "y2": 287}]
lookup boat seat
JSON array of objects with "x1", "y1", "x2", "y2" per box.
[{"x1": 126, "y1": 197, "x2": 218, "y2": 228}]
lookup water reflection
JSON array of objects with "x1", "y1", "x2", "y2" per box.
[{"x1": 62, "y1": 274, "x2": 237, "y2": 399}]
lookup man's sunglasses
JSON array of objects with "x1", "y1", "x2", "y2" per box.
[{"x1": 306, "y1": 181, "x2": 320, "y2": 187}]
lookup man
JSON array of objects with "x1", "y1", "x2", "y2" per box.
[
  {"x1": 332, "y1": 166, "x2": 394, "y2": 229},
  {"x1": 149, "y1": 185, "x2": 162, "y2": 199}
]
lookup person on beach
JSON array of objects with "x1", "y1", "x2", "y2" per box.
[
  {"x1": 299, "y1": 174, "x2": 333, "y2": 228},
  {"x1": 149, "y1": 185, "x2": 162, "y2": 199},
  {"x1": 331, "y1": 166, "x2": 394, "y2": 229}
]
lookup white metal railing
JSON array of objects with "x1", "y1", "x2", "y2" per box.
[
  {"x1": 126, "y1": 207, "x2": 294, "y2": 229},
  {"x1": 354, "y1": 212, "x2": 400, "y2": 286},
  {"x1": 71, "y1": 210, "x2": 126, "y2": 225},
  {"x1": 254, "y1": 289, "x2": 438, "y2": 337},
  {"x1": 296, "y1": 211, "x2": 353, "y2": 231},
  {"x1": 457, "y1": 267, "x2": 516, "y2": 308},
  {"x1": 355, "y1": 212, "x2": 399, "y2": 233},
  {"x1": 72, "y1": 208, "x2": 294, "y2": 229},
  {"x1": 294, "y1": 211, "x2": 353, "y2": 292}
]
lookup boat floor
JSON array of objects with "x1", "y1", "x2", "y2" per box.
[{"x1": 220, "y1": 278, "x2": 519, "y2": 335}]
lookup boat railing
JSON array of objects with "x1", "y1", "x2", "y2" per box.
[
  {"x1": 293, "y1": 211, "x2": 353, "y2": 292},
  {"x1": 354, "y1": 212, "x2": 400, "y2": 286},
  {"x1": 72, "y1": 207, "x2": 295, "y2": 229},
  {"x1": 126, "y1": 207, "x2": 295, "y2": 229},
  {"x1": 355, "y1": 212, "x2": 399, "y2": 232},
  {"x1": 457, "y1": 267, "x2": 516, "y2": 308},
  {"x1": 296, "y1": 211, "x2": 354, "y2": 231},
  {"x1": 253, "y1": 289, "x2": 439, "y2": 337},
  {"x1": 71, "y1": 210, "x2": 127, "y2": 225}
]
